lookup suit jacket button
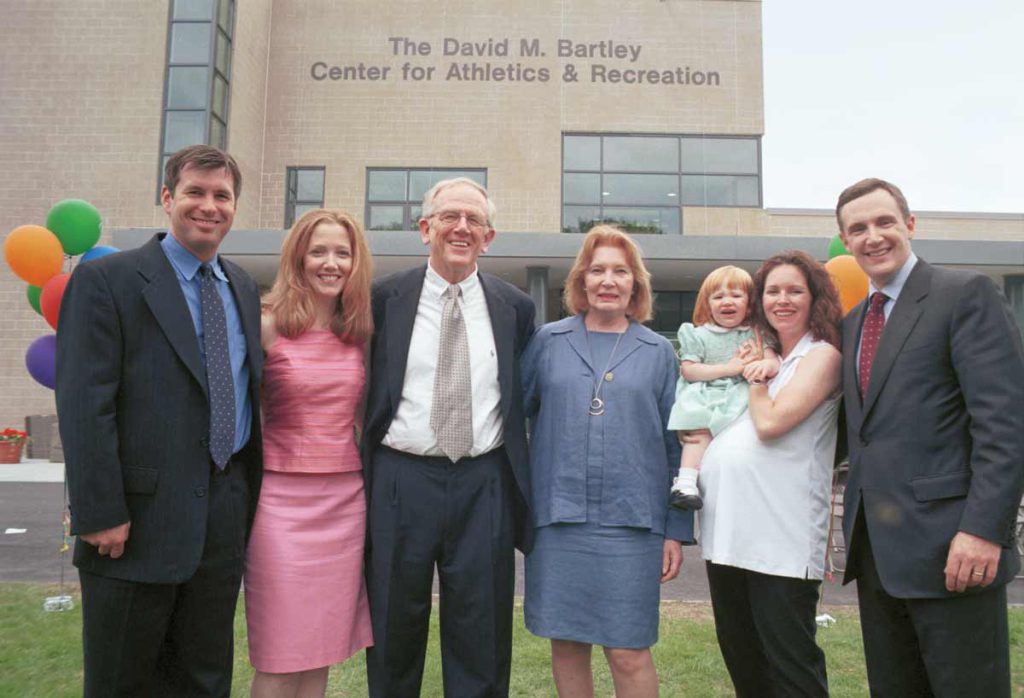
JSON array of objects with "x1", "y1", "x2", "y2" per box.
[
  {"x1": 200, "y1": 437, "x2": 209, "y2": 447},
  {"x1": 195, "y1": 486, "x2": 206, "y2": 497}
]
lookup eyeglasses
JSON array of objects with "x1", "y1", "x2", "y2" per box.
[{"x1": 431, "y1": 210, "x2": 490, "y2": 232}]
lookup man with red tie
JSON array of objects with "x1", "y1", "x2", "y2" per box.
[{"x1": 836, "y1": 178, "x2": 1024, "y2": 697}]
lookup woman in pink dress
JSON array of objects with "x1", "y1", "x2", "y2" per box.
[{"x1": 245, "y1": 209, "x2": 374, "y2": 698}]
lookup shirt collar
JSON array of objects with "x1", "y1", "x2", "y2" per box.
[
  {"x1": 702, "y1": 322, "x2": 749, "y2": 334},
  {"x1": 868, "y1": 252, "x2": 918, "y2": 303},
  {"x1": 425, "y1": 262, "x2": 479, "y2": 299},
  {"x1": 160, "y1": 232, "x2": 228, "y2": 282}
]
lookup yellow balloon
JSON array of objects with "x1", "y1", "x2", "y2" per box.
[
  {"x1": 825, "y1": 255, "x2": 868, "y2": 315},
  {"x1": 4, "y1": 225, "x2": 65, "y2": 286}
]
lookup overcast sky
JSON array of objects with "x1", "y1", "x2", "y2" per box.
[{"x1": 761, "y1": 1, "x2": 1024, "y2": 213}]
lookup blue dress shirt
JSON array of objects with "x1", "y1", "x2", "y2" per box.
[{"x1": 160, "y1": 233, "x2": 252, "y2": 454}]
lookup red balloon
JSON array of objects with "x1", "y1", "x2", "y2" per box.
[{"x1": 40, "y1": 273, "x2": 70, "y2": 330}]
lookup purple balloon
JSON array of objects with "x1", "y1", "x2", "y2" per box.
[
  {"x1": 26, "y1": 334, "x2": 57, "y2": 390},
  {"x1": 81, "y1": 245, "x2": 120, "y2": 263}
]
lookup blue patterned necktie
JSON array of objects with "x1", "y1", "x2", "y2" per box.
[{"x1": 199, "y1": 263, "x2": 235, "y2": 469}]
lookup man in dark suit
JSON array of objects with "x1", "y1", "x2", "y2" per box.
[
  {"x1": 56, "y1": 145, "x2": 263, "y2": 697},
  {"x1": 362, "y1": 177, "x2": 535, "y2": 697},
  {"x1": 837, "y1": 178, "x2": 1024, "y2": 697}
]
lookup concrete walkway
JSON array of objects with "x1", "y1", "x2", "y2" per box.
[{"x1": 0, "y1": 460, "x2": 64, "y2": 483}]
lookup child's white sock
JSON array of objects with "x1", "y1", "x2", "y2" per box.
[{"x1": 673, "y1": 467, "x2": 699, "y2": 494}]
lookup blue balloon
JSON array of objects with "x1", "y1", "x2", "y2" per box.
[
  {"x1": 26, "y1": 334, "x2": 57, "y2": 390},
  {"x1": 81, "y1": 245, "x2": 120, "y2": 263}
]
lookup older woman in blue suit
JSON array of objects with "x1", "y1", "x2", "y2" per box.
[{"x1": 522, "y1": 225, "x2": 695, "y2": 698}]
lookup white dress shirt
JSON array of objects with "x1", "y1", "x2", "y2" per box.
[{"x1": 383, "y1": 263, "x2": 503, "y2": 457}]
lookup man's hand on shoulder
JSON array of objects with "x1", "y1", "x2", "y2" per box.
[
  {"x1": 80, "y1": 522, "x2": 131, "y2": 559},
  {"x1": 943, "y1": 530, "x2": 1000, "y2": 592}
]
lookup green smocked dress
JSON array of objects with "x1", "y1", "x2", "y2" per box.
[{"x1": 666, "y1": 323, "x2": 754, "y2": 436}]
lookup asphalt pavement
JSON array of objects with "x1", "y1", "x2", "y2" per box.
[{"x1": 2, "y1": 463, "x2": 1020, "y2": 606}]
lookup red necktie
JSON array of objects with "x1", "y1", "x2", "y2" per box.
[{"x1": 858, "y1": 292, "x2": 888, "y2": 398}]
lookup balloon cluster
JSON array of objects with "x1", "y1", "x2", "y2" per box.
[
  {"x1": 3, "y1": 200, "x2": 119, "y2": 390},
  {"x1": 823, "y1": 235, "x2": 868, "y2": 315}
]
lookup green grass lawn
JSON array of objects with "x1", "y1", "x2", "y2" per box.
[{"x1": 1, "y1": 583, "x2": 1021, "y2": 697}]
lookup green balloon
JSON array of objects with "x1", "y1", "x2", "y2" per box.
[
  {"x1": 827, "y1": 235, "x2": 851, "y2": 259},
  {"x1": 46, "y1": 199, "x2": 102, "y2": 256},
  {"x1": 27, "y1": 285, "x2": 43, "y2": 315}
]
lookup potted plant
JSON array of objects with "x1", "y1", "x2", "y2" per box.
[{"x1": 0, "y1": 428, "x2": 28, "y2": 464}]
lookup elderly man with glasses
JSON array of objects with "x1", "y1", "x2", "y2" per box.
[{"x1": 361, "y1": 178, "x2": 536, "y2": 697}]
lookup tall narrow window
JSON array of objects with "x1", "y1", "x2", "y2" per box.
[
  {"x1": 285, "y1": 168, "x2": 326, "y2": 227},
  {"x1": 158, "y1": 0, "x2": 235, "y2": 195},
  {"x1": 366, "y1": 168, "x2": 487, "y2": 231},
  {"x1": 562, "y1": 134, "x2": 761, "y2": 234}
]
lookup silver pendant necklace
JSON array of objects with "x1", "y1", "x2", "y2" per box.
[{"x1": 586, "y1": 324, "x2": 626, "y2": 416}]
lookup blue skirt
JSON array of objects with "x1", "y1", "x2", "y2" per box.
[{"x1": 524, "y1": 521, "x2": 663, "y2": 648}]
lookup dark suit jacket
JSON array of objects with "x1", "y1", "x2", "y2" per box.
[
  {"x1": 841, "y1": 259, "x2": 1024, "y2": 597},
  {"x1": 361, "y1": 265, "x2": 536, "y2": 552},
  {"x1": 56, "y1": 234, "x2": 263, "y2": 584}
]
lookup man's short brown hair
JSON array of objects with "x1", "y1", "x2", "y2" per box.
[
  {"x1": 164, "y1": 145, "x2": 242, "y2": 199},
  {"x1": 835, "y1": 178, "x2": 910, "y2": 229}
]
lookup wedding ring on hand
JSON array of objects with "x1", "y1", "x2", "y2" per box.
[
  {"x1": 971, "y1": 570, "x2": 984, "y2": 577},
  {"x1": 750, "y1": 378, "x2": 765, "y2": 385}
]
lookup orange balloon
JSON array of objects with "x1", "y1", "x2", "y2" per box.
[
  {"x1": 825, "y1": 255, "x2": 868, "y2": 315},
  {"x1": 41, "y1": 273, "x2": 71, "y2": 330},
  {"x1": 4, "y1": 225, "x2": 64, "y2": 286}
]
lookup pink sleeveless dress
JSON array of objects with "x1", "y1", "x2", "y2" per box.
[{"x1": 244, "y1": 330, "x2": 372, "y2": 673}]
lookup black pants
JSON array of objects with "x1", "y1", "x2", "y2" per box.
[
  {"x1": 853, "y1": 532, "x2": 1010, "y2": 698},
  {"x1": 79, "y1": 462, "x2": 249, "y2": 698},
  {"x1": 706, "y1": 562, "x2": 828, "y2": 698},
  {"x1": 365, "y1": 447, "x2": 516, "y2": 698}
]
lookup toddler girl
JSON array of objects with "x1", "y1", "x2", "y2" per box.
[{"x1": 667, "y1": 265, "x2": 778, "y2": 510}]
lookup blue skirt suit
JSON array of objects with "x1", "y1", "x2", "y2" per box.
[{"x1": 521, "y1": 315, "x2": 695, "y2": 648}]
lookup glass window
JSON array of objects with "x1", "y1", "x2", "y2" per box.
[
  {"x1": 209, "y1": 116, "x2": 226, "y2": 149},
  {"x1": 562, "y1": 133, "x2": 761, "y2": 232},
  {"x1": 211, "y1": 75, "x2": 228, "y2": 118},
  {"x1": 681, "y1": 138, "x2": 758, "y2": 174},
  {"x1": 563, "y1": 173, "x2": 601, "y2": 204},
  {"x1": 164, "y1": 111, "x2": 206, "y2": 152},
  {"x1": 217, "y1": 0, "x2": 234, "y2": 36},
  {"x1": 601, "y1": 206, "x2": 680, "y2": 236},
  {"x1": 368, "y1": 170, "x2": 407, "y2": 201},
  {"x1": 651, "y1": 291, "x2": 698, "y2": 336},
  {"x1": 285, "y1": 167, "x2": 326, "y2": 227},
  {"x1": 292, "y1": 203, "x2": 319, "y2": 223},
  {"x1": 681, "y1": 175, "x2": 759, "y2": 206},
  {"x1": 409, "y1": 169, "x2": 486, "y2": 201},
  {"x1": 170, "y1": 22, "x2": 211, "y2": 63},
  {"x1": 563, "y1": 135, "x2": 600, "y2": 170},
  {"x1": 603, "y1": 136, "x2": 678, "y2": 172},
  {"x1": 562, "y1": 205, "x2": 602, "y2": 234},
  {"x1": 166, "y1": 67, "x2": 209, "y2": 108},
  {"x1": 215, "y1": 30, "x2": 231, "y2": 76},
  {"x1": 368, "y1": 205, "x2": 405, "y2": 231},
  {"x1": 158, "y1": 0, "x2": 234, "y2": 197},
  {"x1": 294, "y1": 169, "x2": 325, "y2": 200},
  {"x1": 173, "y1": 0, "x2": 214, "y2": 20},
  {"x1": 366, "y1": 168, "x2": 487, "y2": 231},
  {"x1": 602, "y1": 174, "x2": 678, "y2": 206}
]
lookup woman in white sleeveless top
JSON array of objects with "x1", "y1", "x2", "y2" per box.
[{"x1": 698, "y1": 250, "x2": 843, "y2": 698}]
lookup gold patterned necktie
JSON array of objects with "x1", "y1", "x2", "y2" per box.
[{"x1": 430, "y1": 284, "x2": 473, "y2": 461}]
